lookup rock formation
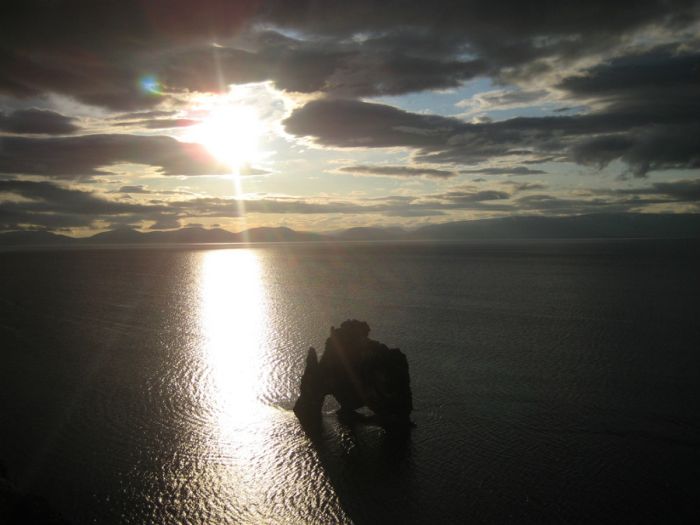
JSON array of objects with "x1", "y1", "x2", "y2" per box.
[{"x1": 293, "y1": 320, "x2": 413, "y2": 431}]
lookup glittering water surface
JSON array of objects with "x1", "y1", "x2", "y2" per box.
[{"x1": 1, "y1": 241, "x2": 700, "y2": 523}]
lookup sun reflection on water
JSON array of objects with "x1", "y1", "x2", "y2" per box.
[
  {"x1": 198, "y1": 249, "x2": 268, "y2": 430},
  {"x1": 195, "y1": 248, "x2": 347, "y2": 523}
]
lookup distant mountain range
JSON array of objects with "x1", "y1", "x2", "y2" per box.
[{"x1": 2, "y1": 213, "x2": 700, "y2": 247}]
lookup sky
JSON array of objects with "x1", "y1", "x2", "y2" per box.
[{"x1": 1, "y1": 0, "x2": 699, "y2": 235}]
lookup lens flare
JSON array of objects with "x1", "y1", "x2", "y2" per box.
[{"x1": 139, "y1": 75, "x2": 162, "y2": 95}]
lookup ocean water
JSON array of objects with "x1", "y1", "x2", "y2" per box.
[{"x1": 1, "y1": 240, "x2": 699, "y2": 524}]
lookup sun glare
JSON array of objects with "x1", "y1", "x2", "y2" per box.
[
  {"x1": 199, "y1": 249, "x2": 268, "y2": 423},
  {"x1": 190, "y1": 105, "x2": 264, "y2": 172}
]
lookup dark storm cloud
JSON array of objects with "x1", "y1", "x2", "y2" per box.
[
  {"x1": 2, "y1": 1, "x2": 697, "y2": 109},
  {"x1": 259, "y1": 1, "x2": 697, "y2": 40},
  {"x1": 0, "y1": 108, "x2": 78, "y2": 134},
  {"x1": 318, "y1": 52, "x2": 486, "y2": 99},
  {"x1": 284, "y1": 98, "x2": 463, "y2": 149},
  {"x1": 284, "y1": 98, "x2": 571, "y2": 164},
  {"x1": 0, "y1": 134, "x2": 228, "y2": 177},
  {"x1": 0, "y1": 46, "x2": 162, "y2": 111},
  {"x1": 0, "y1": 1, "x2": 257, "y2": 109},
  {"x1": 338, "y1": 165, "x2": 456, "y2": 179},
  {"x1": 278, "y1": 44, "x2": 700, "y2": 176},
  {"x1": 259, "y1": 1, "x2": 698, "y2": 68},
  {"x1": 156, "y1": 34, "x2": 488, "y2": 99},
  {"x1": 285, "y1": 78, "x2": 700, "y2": 175},
  {"x1": 285, "y1": 98, "x2": 647, "y2": 155},
  {"x1": 571, "y1": 125, "x2": 700, "y2": 176},
  {"x1": 558, "y1": 48, "x2": 700, "y2": 114},
  {"x1": 554, "y1": 48, "x2": 700, "y2": 175}
]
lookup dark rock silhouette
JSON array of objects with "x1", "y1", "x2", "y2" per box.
[{"x1": 294, "y1": 320, "x2": 413, "y2": 432}]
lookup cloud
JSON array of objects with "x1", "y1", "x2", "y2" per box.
[
  {"x1": 2, "y1": 1, "x2": 696, "y2": 109},
  {"x1": 285, "y1": 72, "x2": 700, "y2": 175},
  {"x1": 0, "y1": 134, "x2": 228, "y2": 177},
  {"x1": 434, "y1": 189, "x2": 511, "y2": 203},
  {"x1": 0, "y1": 108, "x2": 78, "y2": 134},
  {"x1": 282, "y1": 98, "x2": 566, "y2": 165},
  {"x1": 286, "y1": 98, "x2": 617, "y2": 164},
  {"x1": 158, "y1": 33, "x2": 488, "y2": 99},
  {"x1": 239, "y1": 165, "x2": 270, "y2": 176},
  {"x1": 108, "y1": 110, "x2": 180, "y2": 121},
  {"x1": 557, "y1": 48, "x2": 700, "y2": 175},
  {"x1": 261, "y1": 1, "x2": 699, "y2": 84},
  {"x1": 0, "y1": 179, "x2": 164, "y2": 230},
  {"x1": 0, "y1": 179, "x2": 152, "y2": 213},
  {"x1": 513, "y1": 193, "x2": 639, "y2": 213},
  {"x1": 650, "y1": 179, "x2": 700, "y2": 201},
  {"x1": 594, "y1": 178, "x2": 700, "y2": 202},
  {"x1": 0, "y1": 1, "x2": 256, "y2": 110},
  {"x1": 172, "y1": 196, "x2": 382, "y2": 216},
  {"x1": 3, "y1": 177, "x2": 699, "y2": 232},
  {"x1": 113, "y1": 118, "x2": 199, "y2": 130},
  {"x1": 2, "y1": 2, "x2": 699, "y2": 233},
  {"x1": 571, "y1": 124, "x2": 700, "y2": 176},
  {"x1": 0, "y1": 179, "x2": 508, "y2": 230},
  {"x1": 501, "y1": 181, "x2": 548, "y2": 192},
  {"x1": 338, "y1": 164, "x2": 456, "y2": 178},
  {"x1": 284, "y1": 98, "x2": 462, "y2": 149},
  {"x1": 558, "y1": 48, "x2": 700, "y2": 115},
  {"x1": 460, "y1": 166, "x2": 547, "y2": 176},
  {"x1": 112, "y1": 185, "x2": 195, "y2": 196},
  {"x1": 117, "y1": 185, "x2": 150, "y2": 194},
  {"x1": 457, "y1": 89, "x2": 550, "y2": 113}
]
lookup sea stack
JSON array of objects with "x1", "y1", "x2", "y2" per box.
[{"x1": 293, "y1": 320, "x2": 413, "y2": 431}]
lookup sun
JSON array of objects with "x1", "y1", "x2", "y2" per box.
[{"x1": 189, "y1": 105, "x2": 264, "y2": 173}]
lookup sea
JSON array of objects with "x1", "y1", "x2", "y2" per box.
[{"x1": 1, "y1": 239, "x2": 699, "y2": 524}]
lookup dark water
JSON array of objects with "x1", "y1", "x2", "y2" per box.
[{"x1": 1, "y1": 240, "x2": 699, "y2": 524}]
